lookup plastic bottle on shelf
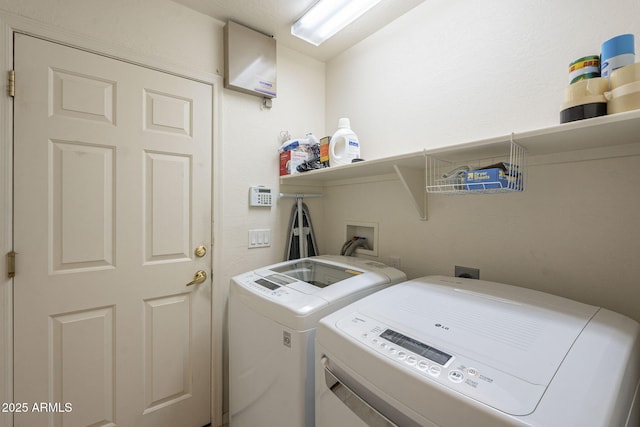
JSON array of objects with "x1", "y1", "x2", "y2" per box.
[
  {"x1": 278, "y1": 133, "x2": 318, "y2": 152},
  {"x1": 305, "y1": 132, "x2": 319, "y2": 147},
  {"x1": 329, "y1": 118, "x2": 360, "y2": 166}
]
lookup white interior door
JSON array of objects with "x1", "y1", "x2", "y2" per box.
[{"x1": 13, "y1": 33, "x2": 212, "y2": 427}]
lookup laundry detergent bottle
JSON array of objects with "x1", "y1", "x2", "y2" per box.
[{"x1": 329, "y1": 118, "x2": 360, "y2": 166}]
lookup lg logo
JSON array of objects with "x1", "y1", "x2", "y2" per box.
[{"x1": 434, "y1": 323, "x2": 450, "y2": 331}]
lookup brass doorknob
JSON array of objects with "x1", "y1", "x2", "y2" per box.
[
  {"x1": 185, "y1": 270, "x2": 207, "y2": 286},
  {"x1": 194, "y1": 245, "x2": 207, "y2": 257}
]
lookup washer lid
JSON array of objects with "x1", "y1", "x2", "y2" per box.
[
  {"x1": 261, "y1": 259, "x2": 364, "y2": 293},
  {"x1": 358, "y1": 277, "x2": 599, "y2": 387}
]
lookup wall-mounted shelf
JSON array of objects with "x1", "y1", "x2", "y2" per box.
[
  {"x1": 279, "y1": 150, "x2": 429, "y2": 220},
  {"x1": 280, "y1": 109, "x2": 640, "y2": 219},
  {"x1": 279, "y1": 150, "x2": 427, "y2": 184}
]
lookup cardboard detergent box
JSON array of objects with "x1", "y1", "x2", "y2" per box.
[
  {"x1": 279, "y1": 149, "x2": 310, "y2": 176},
  {"x1": 466, "y1": 168, "x2": 508, "y2": 189},
  {"x1": 319, "y1": 136, "x2": 330, "y2": 166},
  {"x1": 465, "y1": 162, "x2": 521, "y2": 190}
]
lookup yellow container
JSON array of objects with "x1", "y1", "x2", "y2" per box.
[
  {"x1": 605, "y1": 81, "x2": 640, "y2": 114},
  {"x1": 610, "y1": 63, "x2": 640, "y2": 89},
  {"x1": 564, "y1": 78, "x2": 609, "y2": 102}
]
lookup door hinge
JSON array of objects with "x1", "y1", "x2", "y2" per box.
[
  {"x1": 8, "y1": 70, "x2": 15, "y2": 97},
  {"x1": 7, "y1": 251, "x2": 16, "y2": 278}
]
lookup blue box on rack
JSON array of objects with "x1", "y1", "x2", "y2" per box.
[{"x1": 465, "y1": 168, "x2": 510, "y2": 190}]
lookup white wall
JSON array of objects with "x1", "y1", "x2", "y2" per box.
[
  {"x1": 219, "y1": 45, "x2": 325, "y2": 283},
  {"x1": 0, "y1": 1, "x2": 325, "y2": 425},
  {"x1": 319, "y1": 0, "x2": 640, "y2": 322},
  {"x1": 327, "y1": 0, "x2": 640, "y2": 155}
]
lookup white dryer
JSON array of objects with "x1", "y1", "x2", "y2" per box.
[
  {"x1": 316, "y1": 276, "x2": 640, "y2": 427},
  {"x1": 229, "y1": 255, "x2": 406, "y2": 427}
]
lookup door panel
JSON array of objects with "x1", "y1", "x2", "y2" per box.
[
  {"x1": 13, "y1": 34, "x2": 212, "y2": 427},
  {"x1": 51, "y1": 68, "x2": 116, "y2": 123},
  {"x1": 144, "y1": 90, "x2": 192, "y2": 136},
  {"x1": 143, "y1": 293, "x2": 192, "y2": 411},
  {"x1": 144, "y1": 151, "x2": 192, "y2": 262},
  {"x1": 51, "y1": 140, "x2": 115, "y2": 271},
  {"x1": 50, "y1": 307, "x2": 115, "y2": 426}
]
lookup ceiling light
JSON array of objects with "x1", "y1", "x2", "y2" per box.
[{"x1": 291, "y1": 0, "x2": 383, "y2": 46}]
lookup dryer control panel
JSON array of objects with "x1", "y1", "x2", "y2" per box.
[{"x1": 336, "y1": 313, "x2": 545, "y2": 416}]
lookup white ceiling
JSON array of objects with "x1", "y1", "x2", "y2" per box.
[{"x1": 172, "y1": 0, "x2": 425, "y2": 61}]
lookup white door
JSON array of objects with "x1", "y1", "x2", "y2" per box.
[{"x1": 13, "y1": 34, "x2": 212, "y2": 427}]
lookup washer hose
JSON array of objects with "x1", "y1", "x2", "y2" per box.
[{"x1": 340, "y1": 237, "x2": 369, "y2": 256}]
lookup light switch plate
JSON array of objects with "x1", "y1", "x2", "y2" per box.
[{"x1": 249, "y1": 229, "x2": 271, "y2": 248}]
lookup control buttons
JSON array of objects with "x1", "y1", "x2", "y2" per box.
[
  {"x1": 365, "y1": 333, "x2": 476, "y2": 387},
  {"x1": 448, "y1": 370, "x2": 465, "y2": 383},
  {"x1": 428, "y1": 366, "x2": 441, "y2": 377}
]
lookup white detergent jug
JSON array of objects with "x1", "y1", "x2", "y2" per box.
[{"x1": 329, "y1": 118, "x2": 360, "y2": 166}]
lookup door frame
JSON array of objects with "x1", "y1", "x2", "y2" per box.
[{"x1": 0, "y1": 11, "x2": 225, "y2": 427}]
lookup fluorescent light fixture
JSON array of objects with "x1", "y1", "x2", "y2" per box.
[{"x1": 291, "y1": 0, "x2": 383, "y2": 46}]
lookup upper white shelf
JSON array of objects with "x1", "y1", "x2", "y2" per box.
[
  {"x1": 279, "y1": 150, "x2": 427, "y2": 185},
  {"x1": 280, "y1": 109, "x2": 640, "y2": 186}
]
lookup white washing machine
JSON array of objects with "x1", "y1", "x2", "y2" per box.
[
  {"x1": 316, "y1": 276, "x2": 640, "y2": 427},
  {"x1": 229, "y1": 255, "x2": 406, "y2": 427}
]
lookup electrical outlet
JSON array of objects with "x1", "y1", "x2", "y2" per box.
[{"x1": 455, "y1": 265, "x2": 479, "y2": 279}]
